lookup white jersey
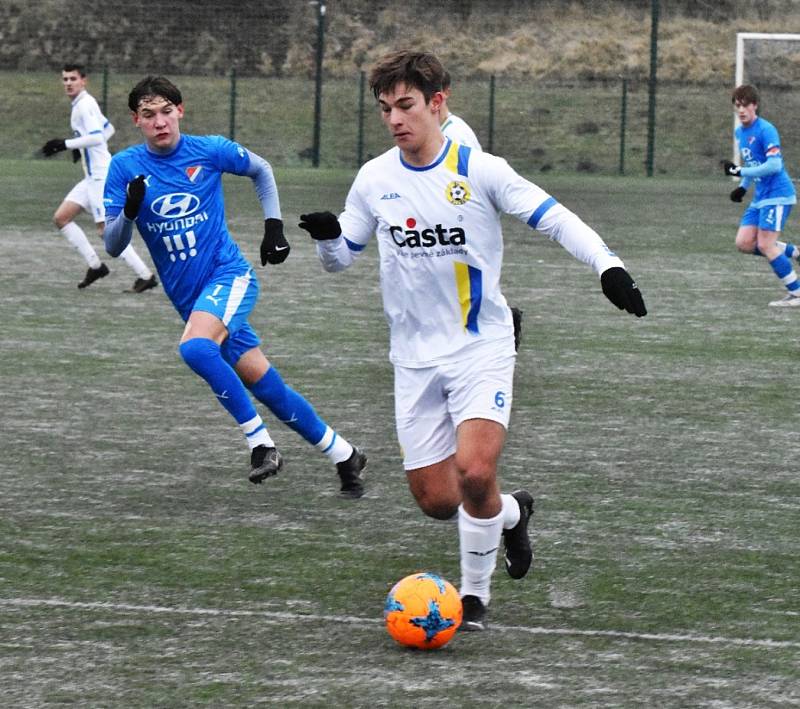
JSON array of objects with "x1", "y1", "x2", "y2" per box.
[
  {"x1": 67, "y1": 90, "x2": 113, "y2": 179},
  {"x1": 441, "y1": 113, "x2": 482, "y2": 151},
  {"x1": 318, "y1": 139, "x2": 624, "y2": 367}
]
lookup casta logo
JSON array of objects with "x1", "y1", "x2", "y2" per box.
[{"x1": 389, "y1": 217, "x2": 466, "y2": 248}]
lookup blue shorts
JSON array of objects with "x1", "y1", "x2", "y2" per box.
[
  {"x1": 191, "y1": 267, "x2": 262, "y2": 366},
  {"x1": 741, "y1": 203, "x2": 793, "y2": 232}
]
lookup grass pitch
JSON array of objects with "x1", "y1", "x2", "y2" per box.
[{"x1": 1, "y1": 159, "x2": 798, "y2": 707}]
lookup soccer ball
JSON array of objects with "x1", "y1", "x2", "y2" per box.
[{"x1": 384, "y1": 572, "x2": 462, "y2": 649}]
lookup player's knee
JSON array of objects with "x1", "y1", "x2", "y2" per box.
[
  {"x1": 179, "y1": 337, "x2": 220, "y2": 375},
  {"x1": 458, "y1": 465, "x2": 496, "y2": 506},
  {"x1": 415, "y1": 494, "x2": 459, "y2": 521},
  {"x1": 53, "y1": 214, "x2": 67, "y2": 229}
]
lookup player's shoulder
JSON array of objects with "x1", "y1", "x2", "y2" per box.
[{"x1": 356, "y1": 146, "x2": 400, "y2": 178}]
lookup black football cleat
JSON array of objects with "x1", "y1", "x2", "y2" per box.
[
  {"x1": 336, "y1": 446, "x2": 367, "y2": 498},
  {"x1": 459, "y1": 595, "x2": 487, "y2": 631},
  {"x1": 129, "y1": 275, "x2": 159, "y2": 293},
  {"x1": 503, "y1": 490, "x2": 534, "y2": 579},
  {"x1": 78, "y1": 263, "x2": 110, "y2": 289},
  {"x1": 510, "y1": 306, "x2": 523, "y2": 352},
  {"x1": 248, "y1": 445, "x2": 283, "y2": 484}
]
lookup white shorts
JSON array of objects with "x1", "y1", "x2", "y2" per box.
[
  {"x1": 65, "y1": 177, "x2": 106, "y2": 223},
  {"x1": 394, "y1": 339, "x2": 516, "y2": 470}
]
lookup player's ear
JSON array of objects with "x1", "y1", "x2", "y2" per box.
[
  {"x1": 430, "y1": 91, "x2": 444, "y2": 113},
  {"x1": 176, "y1": 104, "x2": 185, "y2": 118}
]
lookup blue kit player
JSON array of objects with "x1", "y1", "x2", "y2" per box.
[
  {"x1": 722, "y1": 84, "x2": 800, "y2": 307},
  {"x1": 103, "y1": 76, "x2": 366, "y2": 496}
]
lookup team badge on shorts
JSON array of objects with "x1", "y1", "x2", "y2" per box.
[{"x1": 445, "y1": 180, "x2": 471, "y2": 206}]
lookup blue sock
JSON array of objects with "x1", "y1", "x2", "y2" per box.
[
  {"x1": 248, "y1": 366, "x2": 327, "y2": 445},
  {"x1": 768, "y1": 254, "x2": 800, "y2": 293},
  {"x1": 179, "y1": 338, "x2": 268, "y2": 445}
]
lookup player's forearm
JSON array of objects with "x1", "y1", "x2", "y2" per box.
[
  {"x1": 245, "y1": 149, "x2": 281, "y2": 219},
  {"x1": 740, "y1": 156, "x2": 782, "y2": 178},
  {"x1": 65, "y1": 132, "x2": 104, "y2": 150},
  {"x1": 103, "y1": 213, "x2": 134, "y2": 257},
  {"x1": 537, "y1": 205, "x2": 624, "y2": 274},
  {"x1": 316, "y1": 237, "x2": 355, "y2": 272}
]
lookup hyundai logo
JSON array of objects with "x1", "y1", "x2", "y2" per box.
[{"x1": 151, "y1": 193, "x2": 201, "y2": 219}]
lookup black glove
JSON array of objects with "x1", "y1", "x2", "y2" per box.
[
  {"x1": 601, "y1": 267, "x2": 647, "y2": 317},
  {"x1": 721, "y1": 160, "x2": 741, "y2": 177},
  {"x1": 41, "y1": 138, "x2": 67, "y2": 157},
  {"x1": 124, "y1": 175, "x2": 147, "y2": 220},
  {"x1": 298, "y1": 211, "x2": 342, "y2": 240},
  {"x1": 260, "y1": 218, "x2": 290, "y2": 265},
  {"x1": 71, "y1": 149, "x2": 81, "y2": 163},
  {"x1": 730, "y1": 186, "x2": 747, "y2": 203}
]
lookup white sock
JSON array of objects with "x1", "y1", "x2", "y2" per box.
[
  {"x1": 458, "y1": 504, "x2": 505, "y2": 605},
  {"x1": 60, "y1": 222, "x2": 101, "y2": 268},
  {"x1": 500, "y1": 493, "x2": 521, "y2": 530},
  {"x1": 118, "y1": 244, "x2": 153, "y2": 279},
  {"x1": 240, "y1": 415, "x2": 275, "y2": 450},
  {"x1": 315, "y1": 426, "x2": 353, "y2": 464}
]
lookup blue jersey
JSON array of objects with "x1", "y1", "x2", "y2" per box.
[
  {"x1": 735, "y1": 116, "x2": 796, "y2": 207},
  {"x1": 104, "y1": 135, "x2": 252, "y2": 317}
]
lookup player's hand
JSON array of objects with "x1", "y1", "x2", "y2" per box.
[
  {"x1": 730, "y1": 186, "x2": 747, "y2": 203},
  {"x1": 721, "y1": 160, "x2": 741, "y2": 177},
  {"x1": 260, "y1": 218, "x2": 290, "y2": 265},
  {"x1": 41, "y1": 138, "x2": 67, "y2": 157},
  {"x1": 71, "y1": 149, "x2": 81, "y2": 163},
  {"x1": 601, "y1": 267, "x2": 647, "y2": 317},
  {"x1": 298, "y1": 212, "x2": 342, "y2": 240},
  {"x1": 124, "y1": 175, "x2": 147, "y2": 220}
]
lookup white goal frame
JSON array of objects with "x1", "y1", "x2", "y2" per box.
[{"x1": 733, "y1": 32, "x2": 800, "y2": 163}]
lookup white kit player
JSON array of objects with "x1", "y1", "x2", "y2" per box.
[
  {"x1": 41, "y1": 63, "x2": 157, "y2": 292},
  {"x1": 440, "y1": 70, "x2": 482, "y2": 151},
  {"x1": 299, "y1": 50, "x2": 647, "y2": 631}
]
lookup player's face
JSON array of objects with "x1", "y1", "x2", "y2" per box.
[
  {"x1": 133, "y1": 96, "x2": 184, "y2": 152},
  {"x1": 734, "y1": 100, "x2": 758, "y2": 127},
  {"x1": 61, "y1": 70, "x2": 86, "y2": 98},
  {"x1": 378, "y1": 83, "x2": 444, "y2": 165}
]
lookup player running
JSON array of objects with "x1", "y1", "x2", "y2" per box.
[
  {"x1": 299, "y1": 50, "x2": 646, "y2": 630},
  {"x1": 722, "y1": 84, "x2": 800, "y2": 307},
  {"x1": 42, "y1": 63, "x2": 157, "y2": 292},
  {"x1": 103, "y1": 76, "x2": 366, "y2": 495}
]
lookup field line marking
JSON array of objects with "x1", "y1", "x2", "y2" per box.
[{"x1": 2, "y1": 597, "x2": 798, "y2": 650}]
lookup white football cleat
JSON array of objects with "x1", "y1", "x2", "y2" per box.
[{"x1": 769, "y1": 294, "x2": 800, "y2": 307}]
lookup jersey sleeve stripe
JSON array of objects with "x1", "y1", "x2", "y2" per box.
[
  {"x1": 443, "y1": 141, "x2": 471, "y2": 177},
  {"x1": 527, "y1": 196, "x2": 558, "y2": 228},
  {"x1": 344, "y1": 237, "x2": 366, "y2": 252},
  {"x1": 454, "y1": 262, "x2": 482, "y2": 334}
]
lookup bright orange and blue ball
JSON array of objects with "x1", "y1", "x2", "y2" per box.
[{"x1": 384, "y1": 572, "x2": 463, "y2": 649}]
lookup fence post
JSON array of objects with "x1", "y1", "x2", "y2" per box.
[
  {"x1": 312, "y1": 1, "x2": 326, "y2": 167},
  {"x1": 357, "y1": 70, "x2": 365, "y2": 166},
  {"x1": 488, "y1": 74, "x2": 496, "y2": 153},
  {"x1": 229, "y1": 68, "x2": 237, "y2": 141},
  {"x1": 101, "y1": 65, "x2": 109, "y2": 116},
  {"x1": 646, "y1": 0, "x2": 659, "y2": 177},
  {"x1": 619, "y1": 77, "x2": 627, "y2": 175}
]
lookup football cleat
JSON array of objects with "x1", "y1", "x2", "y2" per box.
[
  {"x1": 336, "y1": 446, "x2": 367, "y2": 498},
  {"x1": 248, "y1": 445, "x2": 283, "y2": 484},
  {"x1": 77, "y1": 263, "x2": 110, "y2": 289},
  {"x1": 459, "y1": 595, "x2": 487, "y2": 631},
  {"x1": 128, "y1": 275, "x2": 159, "y2": 293},
  {"x1": 510, "y1": 306, "x2": 523, "y2": 351},
  {"x1": 769, "y1": 293, "x2": 800, "y2": 307},
  {"x1": 503, "y1": 490, "x2": 535, "y2": 579}
]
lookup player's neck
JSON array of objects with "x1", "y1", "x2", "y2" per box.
[{"x1": 401, "y1": 132, "x2": 446, "y2": 167}]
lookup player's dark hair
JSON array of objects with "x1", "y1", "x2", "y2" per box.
[
  {"x1": 62, "y1": 63, "x2": 86, "y2": 77},
  {"x1": 732, "y1": 84, "x2": 760, "y2": 108},
  {"x1": 369, "y1": 50, "x2": 445, "y2": 103},
  {"x1": 128, "y1": 76, "x2": 183, "y2": 112},
  {"x1": 442, "y1": 70, "x2": 451, "y2": 91}
]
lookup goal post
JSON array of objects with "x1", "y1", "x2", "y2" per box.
[{"x1": 733, "y1": 32, "x2": 800, "y2": 164}]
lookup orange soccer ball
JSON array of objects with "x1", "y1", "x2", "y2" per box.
[{"x1": 384, "y1": 572, "x2": 463, "y2": 649}]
